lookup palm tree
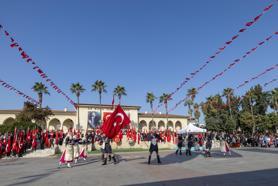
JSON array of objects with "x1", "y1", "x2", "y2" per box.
[
  {"x1": 187, "y1": 88, "x2": 198, "y2": 102},
  {"x1": 194, "y1": 103, "x2": 201, "y2": 122},
  {"x1": 92, "y1": 80, "x2": 107, "y2": 123},
  {"x1": 70, "y1": 82, "x2": 85, "y2": 129},
  {"x1": 187, "y1": 88, "x2": 198, "y2": 119},
  {"x1": 146, "y1": 92, "x2": 156, "y2": 128},
  {"x1": 269, "y1": 88, "x2": 278, "y2": 115},
  {"x1": 159, "y1": 93, "x2": 172, "y2": 128},
  {"x1": 223, "y1": 88, "x2": 234, "y2": 119},
  {"x1": 113, "y1": 85, "x2": 127, "y2": 105},
  {"x1": 245, "y1": 90, "x2": 256, "y2": 136},
  {"x1": 184, "y1": 98, "x2": 193, "y2": 119},
  {"x1": 32, "y1": 82, "x2": 50, "y2": 108}
]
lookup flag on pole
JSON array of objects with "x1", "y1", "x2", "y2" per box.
[
  {"x1": 111, "y1": 94, "x2": 115, "y2": 108},
  {"x1": 101, "y1": 105, "x2": 131, "y2": 139}
]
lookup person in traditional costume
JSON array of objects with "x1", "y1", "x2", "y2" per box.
[
  {"x1": 148, "y1": 131, "x2": 162, "y2": 164},
  {"x1": 5, "y1": 135, "x2": 12, "y2": 157},
  {"x1": 78, "y1": 133, "x2": 88, "y2": 161},
  {"x1": 220, "y1": 138, "x2": 231, "y2": 156},
  {"x1": 102, "y1": 136, "x2": 117, "y2": 165},
  {"x1": 73, "y1": 135, "x2": 80, "y2": 164},
  {"x1": 175, "y1": 135, "x2": 183, "y2": 155},
  {"x1": 59, "y1": 130, "x2": 74, "y2": 168},
  {"x1": 186, "y1": 135, "x2": 194, "y2": 156},
  {"x1": 204, "y1": 135, "x2": 212, "y2": 157}
]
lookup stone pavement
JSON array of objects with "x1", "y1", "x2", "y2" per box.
[{"x1": 0, "y1": 147, "x2": 278, "y2": 186}]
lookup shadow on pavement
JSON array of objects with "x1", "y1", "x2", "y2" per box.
[
  {"x1": 6, "y1": 169, "x2": 60, "y2": 186},
  {"x1": 139, "y1": 150, "x2": 242, "y2": 165},
  {"x1": 236, "y1": 148, "x2": 278, "y2": 154},
  {"x1": 125, "y1": 168, "x2": 278, "y2": 186}
]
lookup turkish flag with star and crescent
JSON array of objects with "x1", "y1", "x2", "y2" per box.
[{"x1": 101, "y1": 105, "x2": 131, "y2": 139}]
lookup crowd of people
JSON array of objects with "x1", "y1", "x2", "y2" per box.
[
  {"x1": 1, "y1": 127, "x2": 278, "y2": 165},
  {"x1": 0, "y1": 128, "x2": 65, "y2": 159}
]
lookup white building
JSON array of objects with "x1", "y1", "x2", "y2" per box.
[{"x1": 0, "y1": 103, "x2": 189, "y2": 132}]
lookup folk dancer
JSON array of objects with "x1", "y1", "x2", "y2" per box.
[
  {"x1": 175, "y1": 135, "x2": 183, "y2": 155},
  {"x1": 78, "y1": 133, "x2": 88, "y2": 161},
  {"x1": 102, "y1": 136, "x2": 117, "y2": 165},
  {"x1": 73, "y1": 135, "x2": 80, "y2": 164},
  {"x1": 148, "y1": 131, "x2": 162, "y2": 164},
  {"x1": 220, "y1": 138, "x2": 231, "y2": 156},
  {"x1": 59, "y1": 131, "x2": 74, "y2": 168}
]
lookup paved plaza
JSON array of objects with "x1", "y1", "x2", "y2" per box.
[{"x1": 0, "y1": 148, "x2": 278, "y2": 186}]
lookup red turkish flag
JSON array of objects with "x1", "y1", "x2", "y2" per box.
[
  {"x1": 239, "y1": 28, "x2": 246, "y2": 33},
  {"x1": 254, "y1": 14, "x2": 262, "y2": 22},
  {"x1": 103, "y1": 112, "x2": 113, "y2": 123},
  {"x1": 245, "y1": 21, "x2": 254, "y2": 27},
  {"x1": 264, "y1": 4, "x2": 273, "y2": 12},
  {"x1": 101, "y1": 105, "x2": 131, "y2": 139}
]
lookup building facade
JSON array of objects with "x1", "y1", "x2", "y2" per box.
[{"x1": 0, "y1": 103, "x2": 189, "y2": 132}]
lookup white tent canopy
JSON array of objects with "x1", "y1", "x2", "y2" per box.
[{"x1": 178, "y1": 123, "x2": 207, "y2": 134}]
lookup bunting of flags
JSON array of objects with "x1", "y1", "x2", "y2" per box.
[
  {"x1": 218, "y1": 64, "x2": 278, "y2": 109},
  {"x1": 154, "y1": 2, "x2": 275, "y2": 112},
  {"x1": 236, "y1": 64, "x2": 278, "y2": 89},
  {"x1": 168, "y1": 32, "x2": 277, "y2": 113},
  {"x1": 0, "y1": 79, "x2": 39, "y2": 105},
  {"x1": 264, "y1": 78, "x2": 277, "y2": 87},
  {"x1": 0, "y1": 25, "x2": 76, "y2": 108}
]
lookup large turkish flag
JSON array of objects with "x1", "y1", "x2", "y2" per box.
[
  {"x1": 103, "y1": 112, "x2": 113, "y2": 123},
  {"x1": 102, "y1": 105, "x2": 131, "y2": 139}
]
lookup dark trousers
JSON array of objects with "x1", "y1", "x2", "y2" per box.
[
  {"x1": 186, "y1": 147, "x2": 192, "y2": 156},
  {"x1": 176, "y1": 147, "x2": 182, "y2": 155}
]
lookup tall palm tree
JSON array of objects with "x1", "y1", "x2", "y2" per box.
[
  {"x1": 193, "y1": 103, "x2": 201, "y2": 122},
  {"x1": 32, "y1": 82, "x2": 50, "y2": 108},
  {"x1": 92, "y1": 80, "x2": 107, "y2": 123},
  {"x1": 159, "y1": 93, "x2": 172, "y2": 128},
  {"x1": 113, "y1": 85, "x2": 127, "y2": 105},
  {"x1": 187, "y1": 88, "x2": 198, "y2": 119},
  {"x1": 184, "y1": 98, "x2": 193, "y2": 119},
  {"x1": 187, "y1": 88, "x2": 198, "y2": 102},
  {"x1": 245, "y1": 90, "x2": 256, "y2": 136},
  {"x1": 223, "y1": 88, "x2": 234, "y2": 119},
  {"x1": 70, "y1": 82, "x2": 85, "y2": 129},
  {"x1": 269, "y1": 88, "x2": 278, "y2": 115},
  {"x1": 146, "y1": 92, "x2": 156, "y2": 128}
]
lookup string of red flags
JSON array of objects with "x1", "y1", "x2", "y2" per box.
[
  {"x1": 168, "y1": 31, "x2": 277, "y2": 113},
  {"x1": 264, "y1": 78, "x2": 277, "y2": 87},
  {"x1": 154, "y1": 2, "x2": 275, "y2": 112},
  {"x1": 0, "y1": 25, "x2": 77, "y2": 108},
  {"x1": 183, "y1": 65, "x2": 277, "y2": 110},
  {"x1": 0, "y1": 79, "x2": 39, "y2": 105},
  {"x1": 236, "y1": 64, "x2": 278, "y2": 89}
]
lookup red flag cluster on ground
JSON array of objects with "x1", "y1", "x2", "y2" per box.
[
  {"x1": 0, "y1": 79, "x2": 39, "y2": 104},
  {"x1": 126, "y1": 128, "x2": 137, "y2": 143},
  {"x1": 0, "y1": 25, "x2": 76, "y2": 108},
  {"x1": 154, "y1": 2, "x2": 275, "y2": 112},
  {"x1": 169, "y1": 32, "x2": 277, "y2": 113},
  {"x1": 101, "y1": 105, "x2": 131, "y2": 139}
]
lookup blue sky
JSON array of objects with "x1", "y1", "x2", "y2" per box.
[{"x1": 0, "y1": 0, "x2": 277, "y2": 121}]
